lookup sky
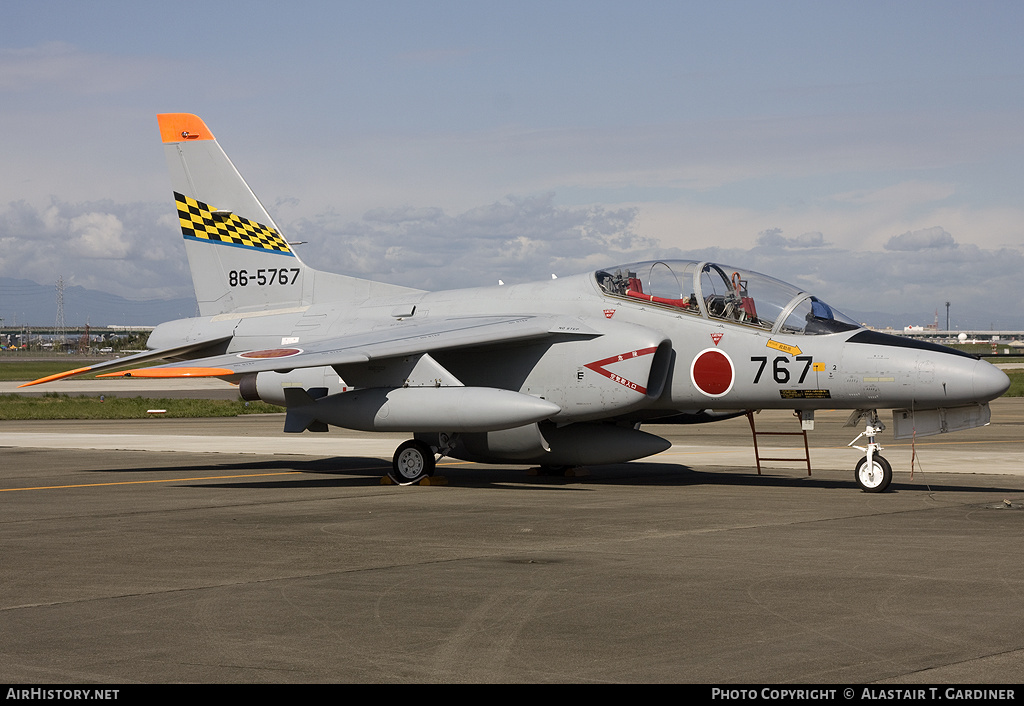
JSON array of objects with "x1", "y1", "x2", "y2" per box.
[{"x1": 1, "y1": 0, "x2": 1023, "y2": 328}]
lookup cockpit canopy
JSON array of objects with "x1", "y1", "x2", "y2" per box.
[{"x1": 595, "y1": 260, "x2": 860, "y2": 335}]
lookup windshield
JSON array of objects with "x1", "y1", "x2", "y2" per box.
[{"x1": 595, "y1": 260, "x2": 859, "y2": 335}]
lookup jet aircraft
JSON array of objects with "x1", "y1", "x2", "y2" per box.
[{"x1": 24, "y1": 114, "x2": 1011, "y2": 492}]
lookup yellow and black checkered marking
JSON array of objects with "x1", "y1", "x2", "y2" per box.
[{"x1": 175, "y1": 192, "x2": 293, "y2": 255}]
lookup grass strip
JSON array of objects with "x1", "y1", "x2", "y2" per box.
[
  {"x1": 0, "y1": 393, "x2": 280, "y2": 420},
  {"x1": 0, "y1": 359, "x2": 148, "y2": 382}
]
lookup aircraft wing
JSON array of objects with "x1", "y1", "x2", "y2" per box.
[
  {"x1": 91, "y1": 315, "x2": 600, "y2": 380},
  {"x1": 19, "y1": 335, "x2": 234, "y2": 387}
]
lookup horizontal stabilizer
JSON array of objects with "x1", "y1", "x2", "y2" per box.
[
  {"x1": 98, "y1": 367, "x2": 236, "y2": 380},
  {"x1": 19, "y1": 335, "x2": 233, "y2": 387}
]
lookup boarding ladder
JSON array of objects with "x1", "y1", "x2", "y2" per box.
[{"x1": 746, "y1": 411, "x2": 812, "y2": 476}]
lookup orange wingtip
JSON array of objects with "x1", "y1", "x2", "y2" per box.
[
  {"x1": 157, "y1": 113, "x2": 215, "y2": 143},
  {"x1": 97, "y1": 367, "x2": 236, "y2": 379},
  {"x1": 18, "y1": 367, "x2": 95, "y2": 387}
]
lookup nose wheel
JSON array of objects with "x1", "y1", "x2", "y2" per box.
[
  {"x1": 390, "y1": 439, "x2": 436, "y2": 485},
  {"x1": 854, "y1": 454, "x2": 892, "y2": 493}
]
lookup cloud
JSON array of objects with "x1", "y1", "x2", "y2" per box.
[
  {"x1": 755, "y1": 228, "x2": 828, "y2": 248},
  {"x1": 363, "y1": 206, "x2": 445, "y2": 225},
  {"x1": 1, "y1": 193, "x2": 1021, "y2": 329},
  {"x1": 285, "y1": 193, "x2": 672, "y2": 290},
  {"x1": 0, "y1": 199, "x2": 189, "y2": 299},
  {"x1": 884, "y1": 226, "x2": 958, "y2": 251},
  {"x1": 676, "y1": 232, "x2": 1024, "y2": 328},
  {"x1": 68, "y1": 212, "x2": 129, "y2": 258}
]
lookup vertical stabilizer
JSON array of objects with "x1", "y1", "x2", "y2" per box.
[
  {"x1": 160, "y1": 113, "x2": 305, "y2": 316},
  {"x1": 158, "y1": 113, "x2": 421, "y2": 317}
]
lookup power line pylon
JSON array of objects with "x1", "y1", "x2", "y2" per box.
[{"x1": 55, "y1": 276, "x2": 67, "y2": 351}]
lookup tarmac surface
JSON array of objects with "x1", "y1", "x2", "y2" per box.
[{"x1": 1, "y1": 398, "x2": 1023, "y2": 684}]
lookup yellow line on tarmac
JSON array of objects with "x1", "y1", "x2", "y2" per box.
[
  {"x1": 1, "y1": 459, "x2": 476, "y2": 493},
  {"x1": 0, "y1": 471, "x2": 306, "y2": 492}
]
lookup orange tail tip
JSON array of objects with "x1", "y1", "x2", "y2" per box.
[
  {"x1": 97, "y1": 367, "x2": 237, "y2": 379},
  {"x1": 158, "y1": 113, "x2": 215, "y2": 143},
  {"x1": 18, "y1": 367, "x2": 96, "y2": 388}
]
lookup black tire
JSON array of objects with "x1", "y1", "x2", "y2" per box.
[
  {"x1": 854, "y1": 454, "x2": 892, "y2": 493},
  {"x1": 390, "y1": 440, "x2": 436, "y2": 485}
]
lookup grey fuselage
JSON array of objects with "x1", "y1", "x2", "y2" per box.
[{"x1": 149, "y1": 263, "x2": 1009, "y2": 424}]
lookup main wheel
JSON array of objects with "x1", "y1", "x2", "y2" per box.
[
  {"x1": 390, "y1": 440, "x2": 436, "y2": 485},
  {"x1": 854, "y1": 455, "x2": 892, "y2": 493}
]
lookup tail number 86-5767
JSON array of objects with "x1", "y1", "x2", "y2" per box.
[{"x1": 228, "y1": 268, "x2": 300, "y2": 287}]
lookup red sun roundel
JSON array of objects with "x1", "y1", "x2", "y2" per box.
[
  {"x1": 690, "y1": 348, "x2": 735, "y2": 397},
  {"x1": 238, "y1": 348, "x2": 303, "y2": 359}
]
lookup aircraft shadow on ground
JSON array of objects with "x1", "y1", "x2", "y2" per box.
[{"x1": 82, "y1": 455, "x2": 1024, "y2": 495}]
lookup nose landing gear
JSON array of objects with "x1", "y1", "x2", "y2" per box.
[{"x1": 848, "y1": 410, "x2": 892, "y2": 493}]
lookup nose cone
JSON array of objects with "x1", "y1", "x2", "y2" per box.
[{"x1": 973, "y1": 360, "x2": 1011, "y2": 402}]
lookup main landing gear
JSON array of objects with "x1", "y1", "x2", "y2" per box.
[
  {"x1": 388, "y1": 433, "x2": 457, "y2": 485},
  {"x1": 390, "y1": 440, "x2": 435, "y2": 485},
  {"x1": 847, "y1": 410, "x2": 892, "y2": 493}
]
